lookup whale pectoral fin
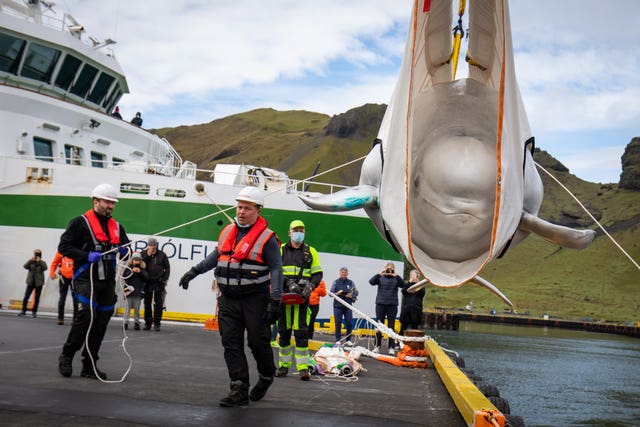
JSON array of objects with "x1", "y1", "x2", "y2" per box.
[
  {"x1": 298, "y1": 185, "x2": 378, "y2": 212},
  {"x1": 407, "y1": 278, "x2": 429, "y2": 293},
  {"x1": 469, "y1": 276, "x2": 513, "y2": 307},
  {"x1": 518, "y1": 211, "x2": 596, "y2": 250}
]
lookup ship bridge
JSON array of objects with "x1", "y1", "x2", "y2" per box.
[{"x1": 0, "y1": 0, "x2": 187, "y2": 178}]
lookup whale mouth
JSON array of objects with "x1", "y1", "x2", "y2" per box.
[{"x1": 408, "y1": 132, "x2": 496, "y2": 262}]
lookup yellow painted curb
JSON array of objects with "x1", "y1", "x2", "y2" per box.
[{"x1": 426, "y1": 339, "x2": 505, "y2": 427}]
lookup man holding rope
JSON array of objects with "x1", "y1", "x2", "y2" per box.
[{"x1": 57, "y1": 183, "x2": 129, "y2": 380}]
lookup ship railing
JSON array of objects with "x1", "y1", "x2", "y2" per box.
[
  {"x1": 2, "y1": 153, "x2": 347, "y2": 194},
  {"x1": 203, "y1": 167, "x2": 347, "y2": 195},
  {"x1": 147, "y1": 136, "x2": 183, "y2": 175},
  {"x1": 0, "y1": 1, "x2": 115, "y2": 55}
]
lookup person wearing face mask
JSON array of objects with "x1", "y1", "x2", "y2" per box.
[
  {"x1": 178, "y1": 186, "x2": 283, "y2": 407},
  {"x1": 275, "y1": 219, "x2": 323, "y2": 381}
]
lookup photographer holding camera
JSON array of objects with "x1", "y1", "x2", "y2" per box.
[
  {"x1": 18, "y1": 249, "x2": 48, "y2": 318},
  {"x1": 276, "y1": 219, "x2": 323, "y2": 381},
  {"x1": 369, "y1": 262, "x2": 404, "y2": 354}
]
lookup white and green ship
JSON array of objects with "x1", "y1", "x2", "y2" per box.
[{"x1": 0, "y1": 0, "x2": 401, "y2": 321}]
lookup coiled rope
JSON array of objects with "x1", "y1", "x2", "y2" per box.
[{"x1": 83, "y1": 248, "x2": 134, "y2": 383}]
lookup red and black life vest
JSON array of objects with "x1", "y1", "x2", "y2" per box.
[
  {"x1": 80, "y1": 209, "x2": 120, "y2": 280},
  {"x1": 214, "y1": 217, "x2": 275, "y2": 287}
]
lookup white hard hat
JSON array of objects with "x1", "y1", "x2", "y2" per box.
[
  {"x1": 91, "y1": 183, "x2": 119, "y2": 202},
  {"x1": 235, "y1": 186, "x2": 264, "y2": 206}
]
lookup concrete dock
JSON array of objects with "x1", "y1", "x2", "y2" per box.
[{"x1": 0, "y1": 311, "x2": 466, "y2": 427}]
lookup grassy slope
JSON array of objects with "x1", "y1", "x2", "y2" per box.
[{"x1": 153, "y1": 108, "x2": 640, "y2": 322}]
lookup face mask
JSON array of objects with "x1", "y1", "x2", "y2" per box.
[
  {"x1": 235, "y1": 216, "x2": 251, "y2": 228},
  {"x1": 291, "y1": 232, "x2": 305, "y2": 244}
]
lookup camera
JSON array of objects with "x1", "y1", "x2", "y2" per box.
[{"x1": 385, "y1": 268, "x2": 394, "y2": 274}]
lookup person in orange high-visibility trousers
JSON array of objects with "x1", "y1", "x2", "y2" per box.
[
  {"x1": 49, "y1": 251, "x2": 78, "y2": 325},
  {"x1": 276, "y1": 219, "x2": 323, "y2": 381}
]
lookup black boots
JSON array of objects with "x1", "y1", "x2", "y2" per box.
[
  {"x1": 58, "y1": 354, "x2": 106, "y2": 380},
  {"x1": 249, "y1": 375, "x2": 273, "y2": 402},
  {"x1": 219, "y1": 380, "x2": 249, "y2": 407},
  {"x1": 80, "y1": 361, "x2": 107, "y2": 380},
  {"x1": 219, "y1": 375, "x2": 274, "y2": 406},
  {"x1": 58, "y1": 353, "x2": 72, "y2": 377}
]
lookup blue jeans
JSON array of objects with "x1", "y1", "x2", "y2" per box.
[{"x1": 333, "y1": 305, "x2": 353, "y2": 341}]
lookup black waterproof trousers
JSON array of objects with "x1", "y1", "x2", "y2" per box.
[
  {"x1": 61, "y1": 278, "x2": 115, "y2": 363},
  {"x1": 218, "y1": 292, "x2": 275, "y2": 384}
]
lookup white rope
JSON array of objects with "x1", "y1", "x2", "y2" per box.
[
  {"x1": 203, "y1": 191, "x2": 234, "y2": 223},
  {"x1": 534, "y1": 161, "x2": 640, "y2": 271},
  {"x1": 84, "y1": 250, "x2": 134, "y2": 384},
  {"x1": 302, "y1": 155, "x2": 366, "y2": 182},
  {"x1": 327, "y1": 290, "x2": 431, "y2": 343},
  {"x1": 75, "y1": 154, "x2": 372, "y2": 384},
  {"x1": 120, "y1": 154, "x2": 367, "y2": 242}
]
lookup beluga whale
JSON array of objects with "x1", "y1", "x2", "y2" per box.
[{"x1": 299, "y1": 0, "x2": 596, "y2": 305}]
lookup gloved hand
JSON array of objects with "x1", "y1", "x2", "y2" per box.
[
  {"x1": 117, "y1": 245, "x2": 128, "y2": 257},
  {"x1": 88, "y1": 251, "x2": 102, "y2": 263},
  {"x1": 263, "y1": 300, "x2": 280, "y2": 325},
  {"x1": 301, "y1": 283, "x2": 314, "y2": 299},
  {"x1": 179, "y1": 267, "x2": 199, "y2": 290}
]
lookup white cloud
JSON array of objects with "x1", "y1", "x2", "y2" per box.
[
  {"x1": 62, "y1": 0, "x2": 411, "y2": 117},
  {"x1": 560, "y1": 146, "x2": 625, "y2": 184},
  {"x1": 55, "y1": 0, "x2": 639, "y2": 182}
]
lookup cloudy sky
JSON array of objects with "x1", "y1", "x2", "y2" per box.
[{"x1": 60, "y1": 0, "x2": 640, "y2": 183}]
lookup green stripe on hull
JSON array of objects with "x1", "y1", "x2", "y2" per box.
[{"x1": 0, "y1": 194, "x2": 400, "y2": 260}]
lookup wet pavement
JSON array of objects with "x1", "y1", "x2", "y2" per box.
[{"x1": 0, "y1": 311, "x2": 465, "y2": 427}]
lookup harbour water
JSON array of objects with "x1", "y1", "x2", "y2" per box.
[{"x1": 431, "y1": 322, "x2": 640, "y2": 427}]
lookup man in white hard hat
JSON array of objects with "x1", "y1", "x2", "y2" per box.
[
  {"x1": 57, "y1": 183, "x2": 130, "y2": 380},
  {"x1": 179, "y1": 186, "x2": 283, "y2": 407}
]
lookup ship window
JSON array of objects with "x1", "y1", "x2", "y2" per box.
[
  {"x1": 157, "y1": 188, "x2": 186, "y2": 198},
  {"x1": 20, "y1": 42, "x2": 61, "y2": 83},
  {"x1": 0, "y1": 32, "x2": 26, "y2": 74},
  {"x1": 33, "y1": 137, "x2": 54, "y2": 162},
  {"x1": 120, "y1": 183, "x2": 150, "y2": 195},
  {"x1": 91, "y1": 151, "x2": 106, "y2": 168},
  {"x1": 64, "y1": 144, "x2": 83, "y2": 165},
  {"x1": 70, "y1": 63, "x2": 98, "y2": 98},
  {"x1": 112, "y1": 157, "x2": 125, "y2": 166},
  {"x1": 54, "y1": 54, "x2": 82, "y2": 91},
  {"x1": 103, "y1": 84, "x2": 122, "y2": 109},
  {"x1": 87, "y1": 72, "x2": 115, "y2": 105}
]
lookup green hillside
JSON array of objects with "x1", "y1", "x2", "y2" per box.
[{"x1": 153, "y1": 107, "x2": 640, "y2": 323}]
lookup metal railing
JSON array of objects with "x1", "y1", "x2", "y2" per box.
[{"x1": 1, "y1": 153, "x2": 347, "y2": 195}]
